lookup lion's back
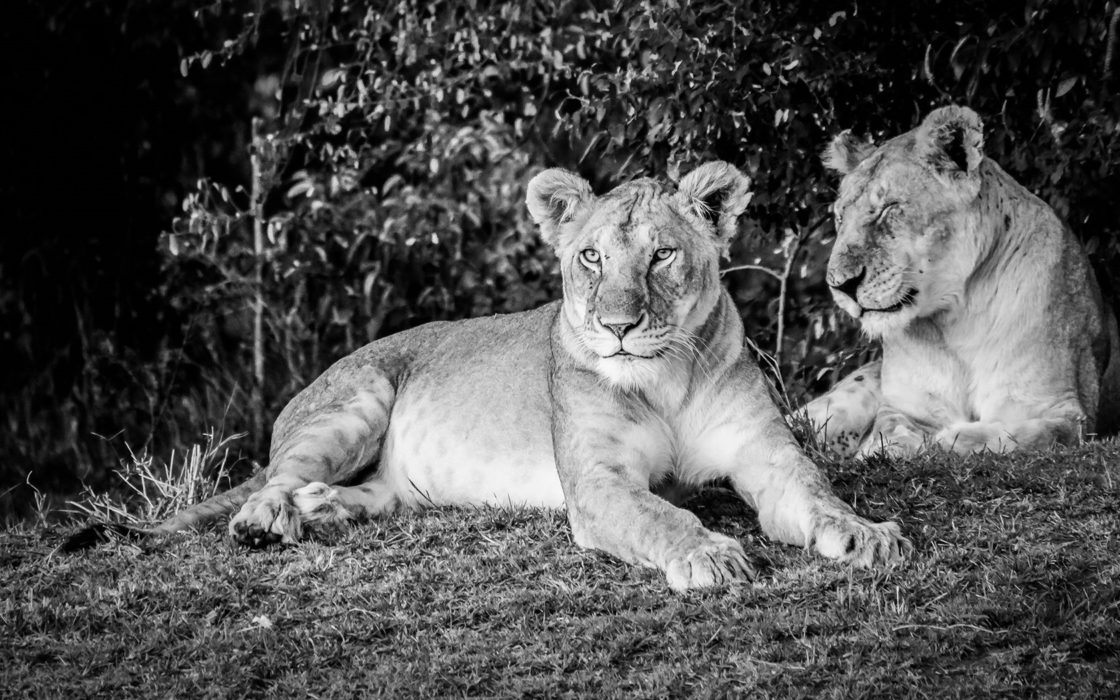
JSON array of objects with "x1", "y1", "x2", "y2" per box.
[{"x1": 274, "y1": 301, "x2": 560, "y2": 432}]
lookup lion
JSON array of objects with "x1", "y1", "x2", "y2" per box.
[
  {"x1": 803, "y1": 105, "x2": 1120, "y2": 458},
  {"x1": 65, "y1": 162, "x2": 908, "y2": 590}
]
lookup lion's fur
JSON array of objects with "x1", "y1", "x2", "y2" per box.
[
  {"x1": 68, "y1": 162, "x2": 908, "y2": 589},
  {"x1": 805, "y1": 105, "x2": 1119, "y2": 457}
]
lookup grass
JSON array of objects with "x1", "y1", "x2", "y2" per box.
[
  {"x1": 62, "y1": 428, "x2": 246, "y2": 527},
  {"x1": 2, "y1": 441, "x2": 1119, "y2": 698}
]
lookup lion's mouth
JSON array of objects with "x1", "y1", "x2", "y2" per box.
[
  {"x1": 861, "y1": 288, "x2": 918, "y2": 315},
  {"x1": 608, "y1": 349, "x2": 655, "y2": 360}
]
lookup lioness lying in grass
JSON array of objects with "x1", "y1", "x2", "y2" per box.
[{"x1": 67, "y1": 162, "x2": 909, "y2": 590}]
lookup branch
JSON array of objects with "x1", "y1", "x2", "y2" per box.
[
  {"x1": 774, "y1": 232, "x2": 802, "y2": 367},
  {"x1": 720, "y1": 263, "x2": 782, "y2": 280},
  {"x1": 250, "y1": 118, "x2": 266, "y2": 442},
  {"x1": 1105, "y1": 7, "x2": 1120, "y2": 81}
]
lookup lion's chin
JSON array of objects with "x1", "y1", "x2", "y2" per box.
[
  {"x1": 595, "y1": 353, "x2": 666, "y2": 391},
  {"x1": 835, "y1": 288, "x2": 920, "y2": 338},
  {"x1": 858, "y1": 304, "x2": 920, "y2": 338}
]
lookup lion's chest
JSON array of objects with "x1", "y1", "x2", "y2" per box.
[
  {"x1": 881, "y1": 337, "x2": 974, "y2": 426},
  {"x1": 607, "y1": 381, "x2": 767, "y2": 486},
  {"x1": 882, "y1": 307, "x2": 1076, "y2": 428}
]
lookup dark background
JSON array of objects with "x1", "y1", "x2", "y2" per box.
[{"x1": 3, "y1": 0, "x2": 1118, "y2": 519}]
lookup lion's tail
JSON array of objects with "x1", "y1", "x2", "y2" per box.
[
  {"x1": 60, "y1": 471, "x2": 268, "y2": 552},
  {"x1": 152, "y1": 470, "x2": 268, "y2": 533}
]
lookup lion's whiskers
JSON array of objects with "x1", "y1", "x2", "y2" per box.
[{"x1": 666, "y1": 330, "x2": 716, "y2": 385}]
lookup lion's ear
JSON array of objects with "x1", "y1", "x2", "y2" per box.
[
  {"x1": 676, "y1": 161, "x2": 752, "y2": 253},
  {"x1": 823, "y1": 130, "x2": 875, "y2": 175},
  {"x1": 917, "y1": 105, "x2": 984, "y2": 175},
  {"x1": 525, "y1": 169, "x2": 595, "y2": 249}
]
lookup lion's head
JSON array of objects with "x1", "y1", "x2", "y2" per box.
[
  {"x1": 823, "y1": 105, "x2": 990, "y2": 337},
  {"x1": 526, "y1": 162, "x2": 751, "y2": 387}
]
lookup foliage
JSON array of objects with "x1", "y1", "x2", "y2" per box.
[
  {"x1": 3, "y1": 0, "x2": 1120, "y2": 505},
  {"x1": 1, "y1": 0, "x2": 275, "y2": 514},
  {"x1": 6, "y1": 442, "x2": 1120, "y2": 695},
  {"x1": 167, "y1": 0, "x2": 1120, "y2": 421}
]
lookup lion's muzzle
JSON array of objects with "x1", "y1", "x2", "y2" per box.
[
  {"x1": 830, "y1": 265, "x2": 866, "y2": 306},
  {"x1": 827, "y1": 241, "x2": 920, "y2": 318},
  {"x1": 591, "y1": 312, "x2": 656, "y2": 358},
  {"x1": 598, "y1": 313, "x2": 645, "y2": 341}
]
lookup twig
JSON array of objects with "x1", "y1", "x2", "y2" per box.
[
  {"x1": 893, "y1": 623, "x2": 1007, "y2": 635},
  {"x1": 722, "y1": 214, "x2": 827, "y2": 370},
  {"x1": 720, "y1": 263, "x2": 782, "y2": 280},
  {"x1": 250, "y1": 118, "x2": 266, "y2": 442},
  {"x1": 1105, "y1": 7, "x2": 1120, "y2": 81},
  {"x1": 775, "y1": 231, "x2": 802, "y2": 366}
]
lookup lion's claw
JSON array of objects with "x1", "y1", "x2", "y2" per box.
[
  {"x1": 665, "y1": 533, "x2": 758, "y2": 592},
  {"x1": 228, "y1": 489, "x2": 301, "y2": 547},
  {"x1": 813, "y1": 512, "x2": 910, "y2": 567}
]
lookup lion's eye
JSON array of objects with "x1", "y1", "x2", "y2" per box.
[
  {"x1": 653, "y1": 247, "x2": 676, "y2": 264},
  {"x1": 579, "y1": 249, "x2": 601, "y2": 267},
  {"x1": 876, "y1": 203, "x2": 900, "y2": 223}
]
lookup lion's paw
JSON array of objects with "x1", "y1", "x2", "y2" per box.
[
  {"x1": 812, "y1": 512, "x2": 911, "y2": 568},
  {"x1": 664, "y1": 532, "x2": 758, "y2": 592},
  {"x1": 229, "y1": 488, "x2": 301, "y2": 548},
  {"x1": 935, "y1": 422, "x2": 1011, "y2": 454},
  {"x1": 293, "y1": 482, "x2": 353, "y2": 526},
  {"x1": 857, "y1": 423, "x2": 926, "y2": 459}
]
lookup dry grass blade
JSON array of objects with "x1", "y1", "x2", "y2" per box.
[{"x1": 63, "y1": 428, "x2": 246, "y2": 526}]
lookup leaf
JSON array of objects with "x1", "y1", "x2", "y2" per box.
[
  {"x1": 1055, "y1": 76, "x2": 1077, "y2": 97},
  {"x1": 286, "y1": 181, "x2": 315, "y2": 199},
  {"x1": 179, "y1": 58, "x2": 189, "y2": 77},
  {"x1": 949, "y1": 36, "x2": 976, "y2": 80}
]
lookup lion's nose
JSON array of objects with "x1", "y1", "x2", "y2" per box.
[
  {"x1": 830, "y1": 266, "x2": 866, "y2": 301},
  {"x1": 599, "y1": 315, "x2": 643, "y2": 339}
]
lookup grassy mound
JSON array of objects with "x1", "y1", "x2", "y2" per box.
[{"x1": 3, "y1": 441, "x2": 1118, "y2": 697}]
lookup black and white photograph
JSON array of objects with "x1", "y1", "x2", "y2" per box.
[{"x1": 3, "y1": 0, "x2": 1118, "y2": 696}]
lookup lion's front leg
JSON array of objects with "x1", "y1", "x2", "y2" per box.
[
  {"x1": 564, "y1": 469, "x2": 758, "y2": 591},
  {"x1": 551, "y1": 378, "x2": 756, "y2": 592},
  {"x1": 800, "y1": 361, "x2": 882, "y2": 458},
  {"x1": 230, "y1": 383, "x2": 394, "y2": 547},
  {"x1": 707, "y1": 363, "x2": 910, "y2": 568},
  {"x1": 733, "y1": 441, "x2": 910, "y2": 568}
]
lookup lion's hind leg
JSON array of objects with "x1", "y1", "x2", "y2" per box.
[
  {"x1": 230, "y1": 373, "x2": 397, "y2": 548},
  {"x1": 800, "y1": 361, "x2": 883, "y2": 458}
]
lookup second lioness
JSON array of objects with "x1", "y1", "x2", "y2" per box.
[
  {"x1": 101, "y1": 162, "x2": 907, "y2": 590},
  {"x1": 804, "y1": 105, "x2": 1119, "y2": 457}
]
